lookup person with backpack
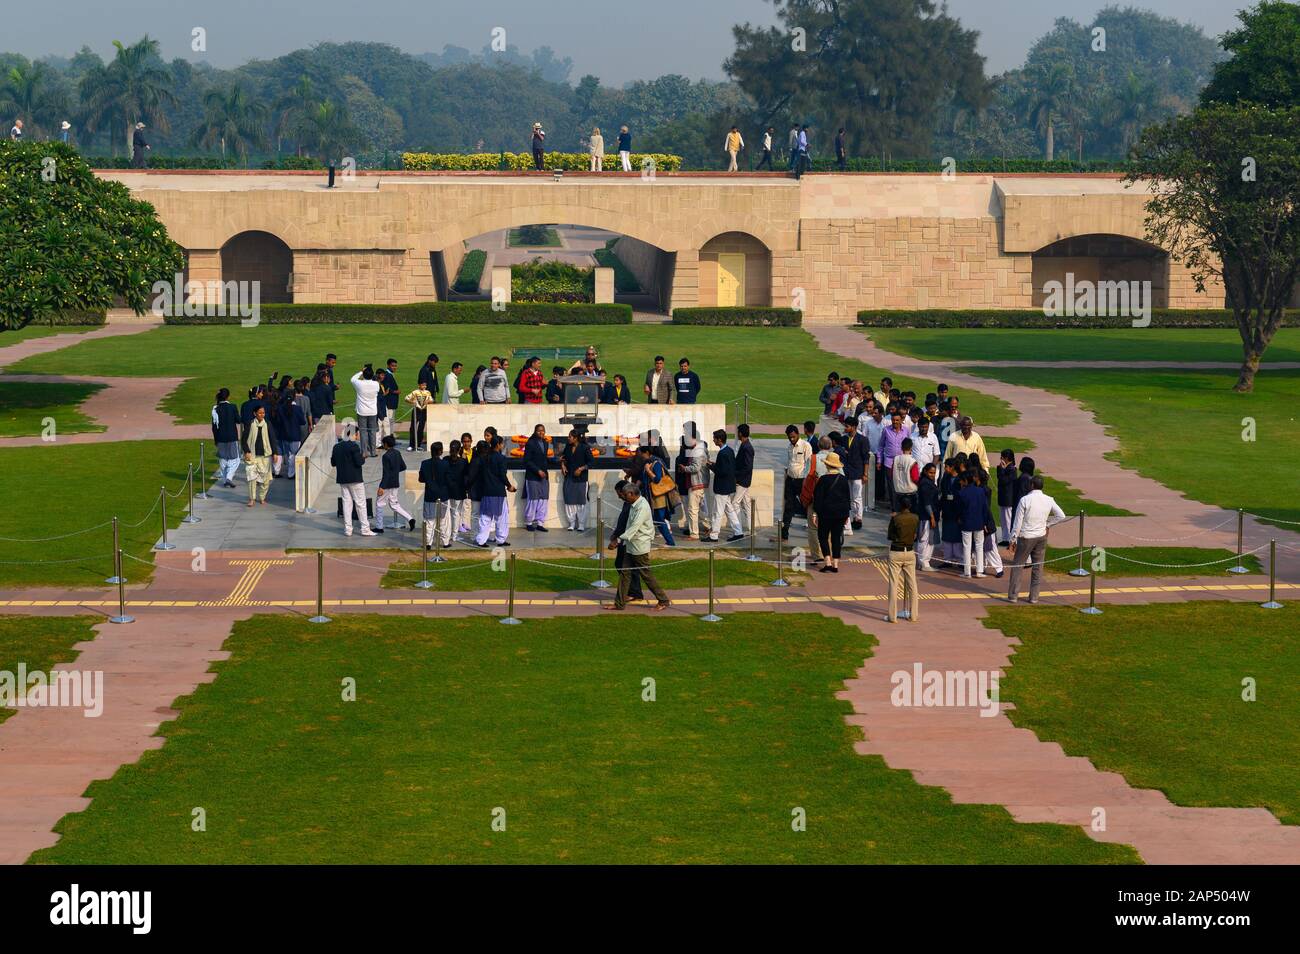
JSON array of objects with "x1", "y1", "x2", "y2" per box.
[{"x1": 638, "y1": 445, "x2": 677, "y2": 547}]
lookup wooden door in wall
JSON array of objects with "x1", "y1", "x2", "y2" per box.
[{"x1": 717, "y1": 253, "x2": 745, "y2": 307}]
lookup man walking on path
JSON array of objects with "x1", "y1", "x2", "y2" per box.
[
  {"x1": 132, "y1": 122, "x2": 150, "y2": 168},
  {"x1": 241, "y1": 405, "x2": 280, "y2": 507},
  {"x1": 475, "y1": 436, "x2": 515, "y2": 547},
  {"x1": 780, "y1": 424, "x2": 812, "y2": 541},
  {"x1": 331, "y1": 427, "x2": 373, "y2": 536},
  {"x1": 707, "y1": 429, "x2": 744, "y2": 542},
  {"x1": 757, "y1": 127, "x2": 775, "y2": 170},
  {"x1": 211, "y1": 388, "x2": 242, "y2": 488},
  {"x1": 617, "y1": 125, "x2": 633, "y2": 172},
  {"x1": 606, "y1": 484, "x2": 671, "y2": 612},
  {"x1": 886, "y1": 496, "x2": 920, "y2": 622},
  {"x1": 725, "y1": 126, "x2": 745, "y2": 171},
  {"x1": 1007, "y1": 476, "x2": 1067, "y2": 603}
]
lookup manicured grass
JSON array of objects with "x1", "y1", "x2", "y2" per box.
[
  {"x1": 982, "y1": 437, "x2": 1135, "y2": 517},
  {"x1": 970, "y1": 368, "x2": 1300, "y2": 528},
  {"x1": 0, "y1": 616, "x2": 99, "y2": 726},
  {"x1": 988, "y1": 603, "x2": 1298, "y2": 825},
  {"x1": 0, "y1": 441, "x2": 198, "y2": 588},
  {"x1": 379, "y1": 553, "x2": 804, "y2": 590},
  {"x1": 865, "y1": 327, "x2": 1300, "y2": 364},
  {"x1": 8, "y1": 324, "x2": 1017, "y2": 430},
  {"x1": 0, "y1": 381, "x2": 105, "y2": 438},
  {"x1": 508, "y1": 226, "x2": 562, "y2": 247},
  {"x1": 30, "y1": 613, "x2": 1134, "y2": 864},
  {"x1": 1042, "y1": 547, "x2": 1262, "y2": 578}
]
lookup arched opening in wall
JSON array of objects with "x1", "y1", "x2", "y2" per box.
[
  {"x1": 1032, "y1": 234, "x2": 1168, "y2": 310},
  {"x1": 436, "y1": 224, "x2": 676, "y2": 313},
  {"x1": 699, "y1": 232, "x2": 772, "y2": 308},
  {"x1": 221, "y1": 230, "x2": 294, "y2": 304}
]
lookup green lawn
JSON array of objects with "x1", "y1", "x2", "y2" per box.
[
  {"x1": 865, "y1": 327, "x2": 1300, "y2": 364},
  {"x1": 30, "y1": 613, "x2": 1134, "y2": 864},
  {"x1": 970, "y1": 368, "x2": 1300, "y2": 528},
  {"x1": 0, "y1": 381, "x2": 105, "y2": 438},
  {"x1": 989, "y1": 603, "x2": 1298, "y2": 825},
  {"x1": 0, "y1": 616, "x2": 99, "y2": 726},
  {"x1": 980, "y1": 437, "x2": 1135, "y2": 518},
  {"x1": 507, "y1": 226, "x2": 562, "y2": 247},
  {"x1": 379, "y1": 553, "x2": 805, "y2": 590},
  {"x1": 7, "y1": 324, "x2": 1017, "y2": 430},
  {"x1": 0, "y1": 441, "x2": 198, "y2": 588},
  {"x1": 1043, "y1": 546, "x2": 1262, "y2": 578}
]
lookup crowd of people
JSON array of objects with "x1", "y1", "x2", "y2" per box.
[{"x1": 211, "y1": 347, "x2": 1068, "y2": 614}]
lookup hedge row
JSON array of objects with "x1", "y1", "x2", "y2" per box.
[
  {"x1": 452, "y1": 249, "x2": 486, "y2": 293},
  {"x1": 402, "y1": 151, "x2": 683, "y2": 172},
  {"x1": 161, "y1": 301, "x2": 632, "y2": 325},
  {"x1": 807, "y1": 157, "x2": 1133, "y2": 174},
  {"x1": 87, "y1": 156, "x2": 325, "y2": 170},
  {"x1": 856, "y1": 309, "x2": 1267, "y2": 328},
  {"x1": 14, "y1": 310, "x2": 107, "y2": 329},
  {"x1": 672, "y1": 307, "x2": 803, "y2": 327}
]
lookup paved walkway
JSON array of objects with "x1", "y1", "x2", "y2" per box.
[{"x1": 937, "y1": 359, "x2": 1300, "y2": 370}]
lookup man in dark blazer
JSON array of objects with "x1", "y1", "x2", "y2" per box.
[
  {"x1": 840, "y1": 415, "x2": 872, "y2": 531},
  {"x1": 707, "y1": 428, "x2": 744, "y2": 542},
  {"x1": 379, "y1": 358, "x2": 400, "y2": 441},
  {"x1": 331, "y1": 428, "x2": 373, "y2": 536},
  {"x1": 643, "y1": 355, "x2": 674, "y2": 404}
]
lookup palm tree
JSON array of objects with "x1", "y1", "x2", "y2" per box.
[
  {"x1": 192, "y1": 82, "x2": 268, "y2": 165},
  {"x1": 0, "y1": 63, "x2": 69, "y2": 138},
  {"x1": 296, "y1": 100, "x2": 360, "y2": 167},
  {"x1": 274, "y1": 75, "x2": 316, "y2": 156},
  {"x1": 1105, "y1": 71, "x2": 1157, "y2": 155},
  {"x1": 78, "y1": 36, "x2": 175, "y2": 159},
  {"x1": 1024, "y1": 61, "x2": 1075, "y2": 161}
]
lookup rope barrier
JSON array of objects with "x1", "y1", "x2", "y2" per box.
[
  {"x1": 1099, "y1": 513, "x2": 1237, "y2": 543},
  {"x1": 1104, "y1": 545, "x2": 1269, "y2": 569},
  {"x1": 0, "y1": 520, "x2": 113, "y2": 543},
  {"x1": 1244, "y1": 512, "x2": 1300, "y2": 526},
  {"x1": 120, "y1": 552, "x2": 247, "y2": 575}
]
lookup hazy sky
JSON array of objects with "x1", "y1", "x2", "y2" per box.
[{"x1": 8, "y1": 0, "x2": 1249, "y2": 85}]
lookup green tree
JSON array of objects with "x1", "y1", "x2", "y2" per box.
[
  {"x1": 191, "y1": 82, "x2": 268, "y2": 164},
  {"x1": 297, "y1": 100, "x2": 361, "y2": 166},
  {"x1": 0, "y1": 141, "x2": 185, "y2": 332},
  {"x1": 275, "y1": 74, "x2": 317, "y2": 155},
  {"x1": 1023, "y1": 60, "x2": 1074, "y2": 160},
  {"x1": 725, "y1": 0, "x2": 988, "y2": 158},
  {"x1": 0, "y1": 62, "x2": 69, "y2": 139},
  {"x1": 1127, "y1": 105, "x2": 1300, "y2": 391},
  {"x1": 1202, "y1": 1, "x2": 1300, "y2": 108},
  {"x1": 78, "y1": 36, "x2": 175, "y2": 159},
  {"x1": 1104, "y1": 71, "x2": 1158, "y2": 154}
]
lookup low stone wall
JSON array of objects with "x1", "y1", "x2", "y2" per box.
[{"x1": 294, "y1": 414, "x2": 337, "y2": 512}]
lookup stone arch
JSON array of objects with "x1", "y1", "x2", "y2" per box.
[
  {"x1": 1031, "y1": 233, "x2": 1168, "y2": 309},
  {"x1": 698, "y1": 231, "x2": 773, "y2": 307},
  {"x1": 220, "y1": 230, "x2": 294, "y2": 304}
]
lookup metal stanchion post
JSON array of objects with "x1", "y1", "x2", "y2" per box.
[
  {"x1": 745, "y1": 499, "x2": 761, "y2": 562},
  {"x1": 1069, "y1": 512, "x2": 1089, "y2": 577},
  {"x1": 771, "y1": 529, "x2": 790, "y2": 587},
  {"x1": 196, "y1": 442, "x2": 208, "y2": 499},
  {"x1": 1079, "y1": 570, "x2": 1103, "y2": 615},
  {"x1": 866, "y1": 453, "x2": 877, "y2": 512},
  {"x1": 183, "y1": 464, "x2": 201, "y2": 523},
  {"x1": 414, "y1": 519, "x2": 433, "y2": 590},
  {"x1": 155, "y1": 487, "x2": 176, "y2": 551},
  {"x1": 105, "y1": 516, "x2": 124, "y2": 584},
  {"x1": 700, "y1": 548, "x2": 723, "y2": 622},
  {"x1": 742, "y1": 393, "x2": 749, "y2": 428},
  {"x1": 1228, "y1": 509, "x2": 1249, "y2": 574},
  {"x1": 309, "y1": 550, "x2": 331, "y2": 623},
  {"x1": 592, "y1": 519, "x2": 611, "y2": 588},
  {"x1": 589, "y1": 491, "x2": 602, "y2": 560},
  {"x1": 1261, "y1": 539, "x2": 1283, "y2": 609},
  {"x1": 501, "y1": 552, "x2": 522, "y2": 624},
  {"x1": 431, "y1": 508, "x2": 446, "y2": 564},
  {"x1": 109, "y1": 549, "x2": 133, "y2": 624}
]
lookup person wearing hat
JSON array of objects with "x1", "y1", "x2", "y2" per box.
[
  {"x1": 60, "y1": 120, "x2": 71, "y2": 144},
  {"x1": 811, "y1": 451, "x2": 851, "y2": 573},
  {"x1": 132, "y1": 122, "x2": 150, "y2": 168},
  {"x1": 531, "y1": 122, "x2": 546, "y2": 171}
]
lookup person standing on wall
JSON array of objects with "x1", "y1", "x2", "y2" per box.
[
  {"x1": 531, "y1": 122, "x2": 546, "y2": 171},
  {"x1": 617, "y1": 125, "x2": 632, "y2": 172},
  {"x1": 787, "y1": 124, "x2": 799, "y2": 171},
  {"x1": 834, "y1": 127, "x2": 848, "y2": 171},
  {"x1": 757, "y1": 127, "x2": 775, "y2": 170},
  {"x1": 131, "y1": 122, "x2": 150, "y2": 168},
  {"x1": 725, "y1": 126, "x2": 745, "y2": 171},
  {"x1": 589, "y1": 126, "x2": 604, "y2": 172}
]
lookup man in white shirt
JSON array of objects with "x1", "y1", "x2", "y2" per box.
[
  {"x1": 444, "y1": 362, "x2": 465, "y2": 403},
  {"x1": 1007, "y1": 477, "x2": 1067, "y2": 603},
  {"x1": 780, "y1": 424, "x2": 812, "y2": 541},
  {"x1": 606, "y1": 484, "x2": 670, "y2": 611},
  {"x1": 910, "y1": 416, "x2": 941, "y2": 472},
  {"x1": 351, "y1": 367, "x2": 382, "y2": 458}
]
